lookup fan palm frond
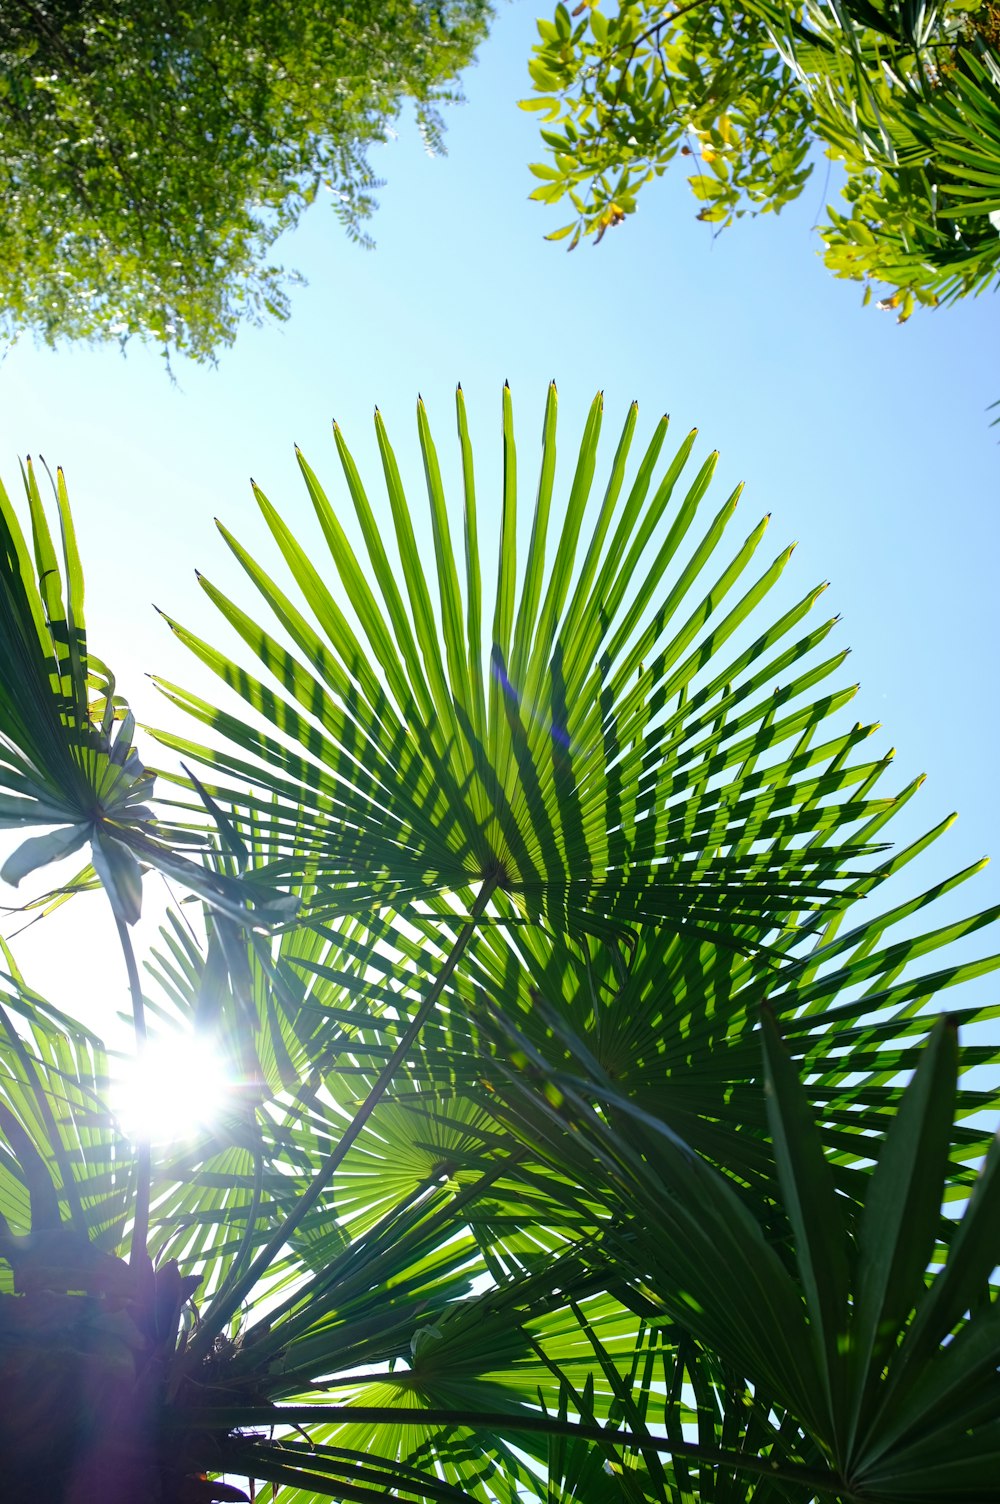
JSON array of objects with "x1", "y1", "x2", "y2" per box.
[
  {"x1": 154, "y1": 385, "x2": 895, "y2": 952},
  {"x1": 0, "y1": 460, "x2": 297, "y2": 932}
]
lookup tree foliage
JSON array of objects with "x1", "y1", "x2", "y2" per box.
[
  {"x1": 0, "y1": 1, "x2": 491, "y2": 361},
  {"x1": 525, "y1": 0, "x2": 1000, "y2": 322},
  {"x1": 0, "y1": 386, "x2": 998, "y2": 1503}
]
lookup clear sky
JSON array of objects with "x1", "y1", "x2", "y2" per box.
[{"x1": 1, "y1": 2, "x2": 997, "y2": 1025}]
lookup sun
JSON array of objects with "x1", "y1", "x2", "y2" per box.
[{"x1": 113, "y1": 1031, "x2": 233, "y2": 1143}]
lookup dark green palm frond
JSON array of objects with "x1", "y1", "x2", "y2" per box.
[
  {"x1": 454, "y1": 848, "x2": 998, "y2": 1192},
  {"x1": 476, "y1": 998, "x2": 1000, "y2": 1504},
  {"x1": 153, "y1": 385, "x2": 895, "y2": 950}
]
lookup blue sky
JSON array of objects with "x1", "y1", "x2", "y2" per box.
[{"x1": 1, "y1": 2, "x2": 997, "y2": 1016}]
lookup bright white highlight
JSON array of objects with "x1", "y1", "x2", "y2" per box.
[{"x1": 114, "y1": 1033, "x2": 231, "y2": 1143}]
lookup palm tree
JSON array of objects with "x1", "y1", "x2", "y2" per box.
[{"x1": 0, "y1": 386, "x2": 997, "y2": 1504}]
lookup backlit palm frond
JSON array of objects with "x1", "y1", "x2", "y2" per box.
[
  {"x1": 0, "y1": 951, "x2": 131, "y2": 1267},
  {"x1": 2, "y1": 396, "x2": 997, "y2": 1504},
  {"x1": 417, "y1": 803, "x2": 1000, "y2": 1220},
  {"x1": 0, "y1": 461, "x2": 298, "y2": 931},
  {"x1": 153, "y1": 385, "x2": 893, "y2": 951},
  {"x1": 0, "y1": 940, "x2": 625, "y2": 1504},
  {"x1": 180, "y1": 1262, "x2": 687, "y2": 1504},
  {"x1": 0, "y1": 459, "x2": 156, "y2": 923}
]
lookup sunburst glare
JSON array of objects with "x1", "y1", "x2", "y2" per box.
[{"x1": 113, "y1": 1032, "x2": 233, "y2": 1143}]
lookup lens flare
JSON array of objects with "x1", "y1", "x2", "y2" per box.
[{"x1": 114, "y1": 1032, "x2": 231, "y2": 1143}]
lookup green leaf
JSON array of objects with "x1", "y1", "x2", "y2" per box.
[
  {"x1": 846, "y1": 1015, "x2": 958, "y2": 1458},
  {"x1": 90, "y1": 831, "x2": 143, "y2": 926},
  {"x1": 1, "y1": 822, "x2": 91, "y2": 887},
  {"x1": 761, "y1": 1005, "x2": 850, "y2": 1446},
  {"x1": 590, "y1": 9, "x2": 609, "y2": 46}
]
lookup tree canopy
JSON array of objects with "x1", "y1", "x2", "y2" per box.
[
  {"x1": 0, "y1": 1, "x2": 491, "y2": 361},
  {"x1": 525, "y1": 0, "x2": 1000, "y2": 324}
]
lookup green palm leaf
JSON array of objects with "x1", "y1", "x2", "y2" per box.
[
  {"x1": 318, "y1": 807, "x2": 999, "y2": 1234},
  {"x1": 0, "y1": 460, "x2": 297, "y2": 932},
  {"x1": 479, "y1": 997, "x2": 1000, "y2": 1503},
  {"x1": 0, "y1": 940, "x2": 598, "y2": 1503},
  {"x1": 153, "y1": 385, "x2": 892, "y2": 948},
  {"x1": 0, "y1": 459, "x2": 155, "y2": 923},
  {"x1": 0, "y1": 958, "x2": 131, "y2": 1265}
]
